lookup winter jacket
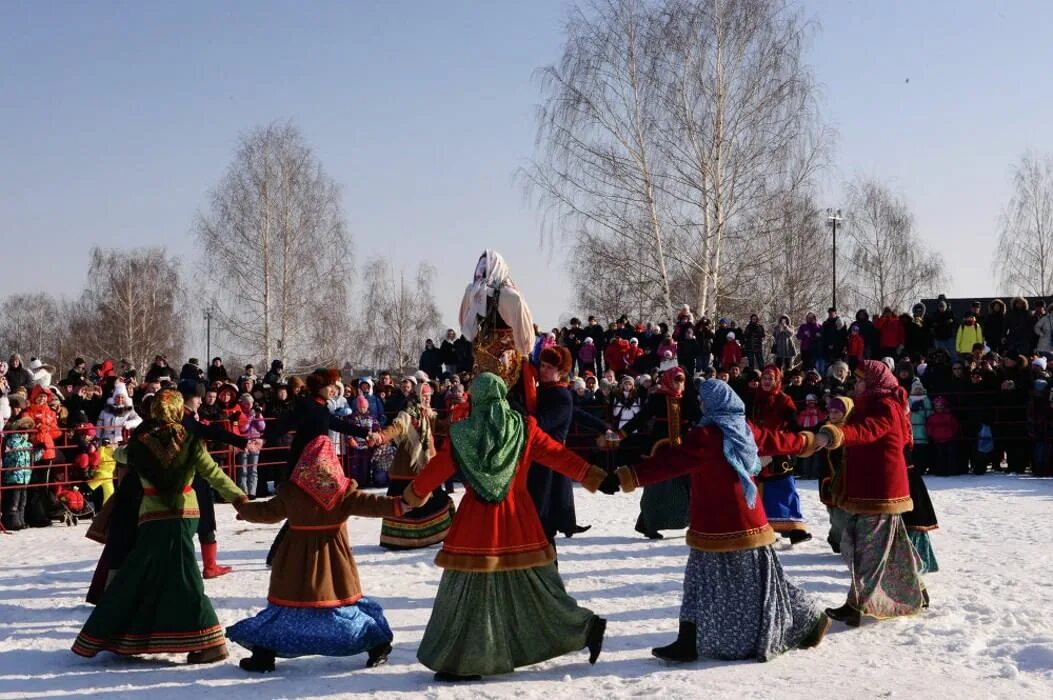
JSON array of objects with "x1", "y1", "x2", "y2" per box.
[
  {"x1": 237, "y1": 411, "x2": 267, "y2": 441},
  {"x1": 677, "y1": 337, "x2": 700, "y2": 369},
  {"x1": 955, "y1": 322, "x2": 985, "y2": 356},
  {"x1": 743, "y1": 322, "x2": 766, "y2": 355},
  {"x1": 926, "y1": 307, "x2": 957, "y2": 341},
  {"x1": 796, "y1": 405, "x2": 827, "y2": 429},
  {"x1": 821, "y1": 317, "x2": 848, "y2": 360},
  {"x1": 721, "y1": 341, "x2": 743, "y2": 368},
  {"x1": 577, "y1": 343, "x2": 597, "y2": 364},
  {"x1": 23, "y1": 399, "x2": 61, "y2": 461},
  {"x1": 419, "y1": 347, "x2": 443, "y2": 379},
  {"x1": 909, "y1": 396, "x2": 933, "y2": 444},
  {"x1": 1035, "y1": 314, "x2": 1053, "y2": 355},
  {"x1": 2, "y1": 424, "x2": 36, "y2": 484},
  {"x1": 796, "y1": 322, "x2": 822, "y2": 355},
  {"x1": 847, "y1": 332, "x2": 866, "y2": 362},
  {"x1": 983, "y1": 302, "x2": 1007, "y2": 351},
  {"x1": 772, "y1": 326, "x2": 796, "y2": 359},
  {"x1": 854, "y1": 312, "x2": 879, "y2": 356},
  {"x1": 207, "y1": 365, "x2": 230, "y2": 384},
  {"x1": 875, "y1": 314, "x2": 905, "y2": 350},
  {"x1": 903, "y1": 314, "x2": 930, "y2": 356},
  {"x1": 1004, "y1": 298, "x2": 1034, "y2": 353},
  {"x1": 96, "y1": 406, "x2": 143, "y2": 444},
  {"x1": 925, "y1": 411, "x2": 960, "y2": 444}
]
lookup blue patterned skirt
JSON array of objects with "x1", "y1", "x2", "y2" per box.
[
  {"x1": 907, "y1": 530, "x2": 939, "y2": 575},
  {"x1": 761, "y1": 476, "x2": 808, "y2": 532},
  {"x1": 227, "y1": 598, "x2": 392, "y2": 658},
  {"x1": 680, "y1": 547, "x2": 821, "y2": 662}
]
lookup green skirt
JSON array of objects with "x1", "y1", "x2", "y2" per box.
[
  {"x1": 417, "y1": 564, "x2": 596, "y2": 676},
  {"x1": 637, "y1": 475, "x2": 691, "y2": 532},
  {"x1": 73, "y1": 518, "x2": 225, "y2": 657},
  {"x1": 907, "y1": 530, "x2": 940, "y2": 575}
]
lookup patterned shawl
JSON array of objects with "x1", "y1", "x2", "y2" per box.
[
  {"x1": 290, "y1": 435, "x2": 351, "y2": 510},
  {"x1": 128, "y1": 388, "x2": 190, "y2": 498},
  {"x1": 449, "y1": 372, "x2": 526, "y2": 503}
]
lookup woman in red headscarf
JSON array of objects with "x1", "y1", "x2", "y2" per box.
[
  {"x1": 613, "y1": 359, "x2": 701, "y2": 539},
  {"x1": 819, "y1": 360, "x2": 926, "y2": 627},
  {"x1": 751, "y1": 365, "x2": 812, "y2": 545}
]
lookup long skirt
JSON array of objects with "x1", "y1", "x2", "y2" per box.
[
  {"x1": 417, "y1": 564, "x2": 596, "y2": 676},
  {"x1": 680, "y1": 547, "x2": 822, "y2": 662},
  {"x1": 636, "y1": 476, "x2": 690, "y2": 533},
  {"x1": 761, "y1": 475, "x2": 808, "y2": 533},
  {"x1": 902, "y1": 467, "x2": 938, "y2": 531},
  {"x1": 908, "y1": 531, "x2": 940, "y2": 574},
  {"x1": 227, "y1": 599, "x2": 392, "y2": 658},
  {"x1": 85, "y1": 473, "x2": 143, "y2": 605},
  {"x1": 379, "y1": 479, "x2": 454, "y2": 550},
  {"x1": 526, "y1": 463, "x2": 578, "y2": 540},
  {"x1": 826, "y1": 506, "x2": 849, "y2": 551},
  {"x1": 840, "y1": 513, "x2": 925, "y2": 619},
  {"x1": 73, "y1": 518, "x2": 225, "y2": 657}
]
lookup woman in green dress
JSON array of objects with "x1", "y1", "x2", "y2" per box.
[{"x1": 73, "y1": 389, "x2": 248, "y2": 663}]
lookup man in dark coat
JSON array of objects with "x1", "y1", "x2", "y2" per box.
[
  {"x1": 821, "y1": 308, "x2": 848, "y2": 366},
  {"x1": 419, "y1": 339, "x2": 443, "y2": 379},
  {"x1": 5, "y1": 354, "x2": 34, "y2": 392},
  {"x1": 925, "y1": 295, "x2": 958, "y2": 357},
  {"x1": 584, "y1": 316, "x2": 607, "y2": 374},
  {"x1": 528, "y1": 347, "x2": 590, "y2": 547}
]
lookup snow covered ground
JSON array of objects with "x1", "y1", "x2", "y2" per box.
[{"x1": 2, "y1": 474, "x2": 1052, "y2": 699}]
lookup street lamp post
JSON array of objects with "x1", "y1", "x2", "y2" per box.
[
  {"x1": 827, "y1": 209, "x2": 843, "y2": 309},
  {"x1": 204, "y1": 306, "x2": 214, "y2": 364}
]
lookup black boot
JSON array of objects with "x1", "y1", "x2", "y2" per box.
[
  {"x1": 434, "y1": 672, "x2": 482, "y2": 682},
  {"x1": 824, "y1": 604, "x2": 861, "y2": 627},
  {"x1": 922, "y1": 589, "x2": 930, "y2": 609},
  {"x1": 586, "y1": 616, "x2": 607, "y2": 664},
  {"x1": 239, "y1": 648, "x2": 276, "y2": 673},
  {"x1": 652, "y1": 620, "x2": 698, "y2": 663},
  {"x1": 787, "y1": 530, "x2": 813, "y2": 545},
  {"x1": 826, "y1": 535, "x2": 841, "y2": 554},
  {"x1": 565, "y1": 524, "x2": 592, "y2": 538},
  {"x1": 366, "y1": 642, "x2": 392, "y2": 668},
  {"x1": 634, "y1": 523, "x2": 663, "y2": 540}
]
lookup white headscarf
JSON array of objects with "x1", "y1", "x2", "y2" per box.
[{"x1": 458, "y1": 249, "x2": 535, "y2": 354}]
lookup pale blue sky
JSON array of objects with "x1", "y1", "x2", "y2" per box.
[{"x1": 2, "y1": 0, "x2": 1048, "y2": 337}]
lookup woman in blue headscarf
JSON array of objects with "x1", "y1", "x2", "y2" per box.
[{"x1": 612, "y1": 379, "x2": 830, "y2": 662}]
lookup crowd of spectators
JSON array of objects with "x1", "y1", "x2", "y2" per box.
[{"x1": 4, "y1": 292, "x2": 1051, "y2": 531}]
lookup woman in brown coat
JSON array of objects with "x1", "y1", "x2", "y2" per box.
[{"x1": 228, "y1": 435, "x2": 404, "y2": 672}]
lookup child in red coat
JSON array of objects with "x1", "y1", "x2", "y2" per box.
[
  {"x1": 720, "y1": 332, "x2": 743, "y2": 369},
  {"x1": 925, "y1": 396, "x2": 960, "y2": 476}
]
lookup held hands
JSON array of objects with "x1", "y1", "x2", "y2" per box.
[
  {"x1": 246, "y1": 439, "x2": 263, "y2": 454},
  {"x1": 814, "y1": 431, "x2": 831, "y2": 451},
  {"x1": 366, "y1": 432, "x2": 384, "y2": 448},
  {"x1": 598, "y1": 472, "x2": 621, "y2": 495}
]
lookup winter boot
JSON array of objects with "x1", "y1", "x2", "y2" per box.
[
  {"x1": 787, "y1": 530, "x2": 813, "y2": 545},
  {"x1": 366, "y1": 642, "x2": 392, "y2": 668},
  {"x1": 798, "y1": 613, "x2": 831, "y2": 649},
  {"x1": 824, "y1": 603, "x2": 861, "y2": 627},
  {"x1": 239, "y1": 648, "x2": 276, "y2": 673},
  {"x1": 922, "y1": 588, "x2": 930, "y2": 609},
  {"x1": 587, "y1": 616, "x2": 607, "y2": 664},
  {"x1": 565, "y1": 524, "x2": 592, "y2": 538},
  {"x1": 634, "y1": 523, "x2": 663, "y2": 540},
  {"x1": 201, "y1": 542, "x2": 232, "y2": 579},
  {"x1": 187, "y1": 644, "x2": 229, "y2": 664},
  {"x1": 652, "y1": 620, "x2": 699, "y2": 663}
]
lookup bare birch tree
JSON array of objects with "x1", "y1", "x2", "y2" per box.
[
  {"x1": 70, "y1": 247, "x2": 187, "y2": 372},
  {"x1": 358, "y1": 259, "x2": 442, "y2": 374},
  {"x1": 658, "y1": 0, "x2": 826, "y2": 318},
  {"x1": 994, "y1": 152, "x2": 1053, "y2": 297},
  {"x1": 525, "y1": 0, "x2": 676, "y2": 318},
  {"x1": 0, "y1": 292, "x2": 61, "y2": 361},
  {"x1": 195, "y1": 122, "x2": 352, "y2": 366},
  {"x1": 840, "y1": 178, "x2": 946, "y2": 313}
]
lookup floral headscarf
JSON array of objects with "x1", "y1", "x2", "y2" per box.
[
  {"x1": 290, "y1": 435, "x2": 351, "y2": 510},
  {"x1": 654, "y1": 366, "x2": 687, "y2": 398},
  {"x1": 855, "y1": 360, "x2": 900, "y2": 398},
  {"x1": 129, "y1": 388, "x2": 190, "y2": 497}
]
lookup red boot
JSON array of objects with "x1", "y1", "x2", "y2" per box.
[{"x1": 201, "y1": 542, "x2": 233, "y2": 579}]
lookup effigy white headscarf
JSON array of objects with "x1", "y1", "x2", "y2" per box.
[{"x1": 458, "y1": 249, "x2": 535, "y2": 355}]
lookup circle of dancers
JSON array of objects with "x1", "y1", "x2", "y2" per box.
[{"x1": 72, "y1": 250, "x2": 936, "y2": 682}]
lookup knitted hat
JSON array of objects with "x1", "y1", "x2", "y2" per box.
[
  {"x1": 827, "y1": 397, "x2": 848, "y2": 414},
  {"x1": 805, "y1": 394, "x2": 818, "y2": 403},
  {"x1": 1033, "y1": 357, "x2": 1048, "y2": 371},
  {"x1": 910, "y1": 379, "x2": 926, "y2": 395},
  {"x1": 727, "y1": 331, "x2": 736, "y2": 340}
]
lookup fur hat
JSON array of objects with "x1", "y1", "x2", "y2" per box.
[
  {"x1": 29, "y1": 357, "x2": 42, "y2": 371},
  {"x1": 305, "y1": 368, "x2": 342, "y2": 395},
  {"x1": 178, "y1": 379, "x2": 206, "y2": 399},
  {"x1": 539, "y1": 346, "x2": 573, "y2": 376}
]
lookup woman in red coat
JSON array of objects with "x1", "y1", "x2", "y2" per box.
[
  {"x1": 613, "y1": 379, "x2": 829, "y2": 662},
  {"x1": 404, "y1": 372, "x2": 610, "y2": 682},
  {"x1": 752, "y1": 365, "x2": 812, "y2": 544},
  {"x1": 820, "y1": 360, "x2": 926, "y2": 627}
]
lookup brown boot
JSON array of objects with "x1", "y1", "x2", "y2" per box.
[
  {"x1": 187, "y1": 644, "x2": 229, "y2": 664},
  {"x1": 798, "y1": 613, "x2": 831, "y2": 649}
]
